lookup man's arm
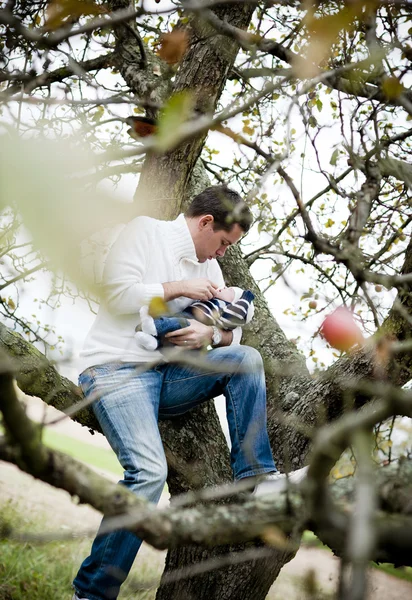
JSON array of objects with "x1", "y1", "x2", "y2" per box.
[
  {"x1": 163, "y1": 279, "x2": 219, "y2": 302},
  {"x1": 103, "y1": 218, "x2": 164, "y2": 315},
  {"x1": 165, "y1": 320, "x2": 233, "y2": 348},
  {"x1": 103, "y1": 217, "x2": 219, "y2": 314},
  {"x1": 216, "y1": 329, "x2": 233, "y2": 347}
]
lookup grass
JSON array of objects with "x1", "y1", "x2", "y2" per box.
[
  {"x1": 301, "y1": 530, "x2": 329, "y2": 550},
  {"x1": 0, "y1": 500, "x2": 161, "y2": 600},
  {"x1": 42, "y1": 428, "x2": 123, "y2": 478},
  {"x1": 0, "y1": 428, "x2": 163, "y2": 599},
  {"x1": 371, "y1": 562, "x2": 412, "y2": 584},
  {"x1": 0, "y1": 500, "x2": 89, "y2": 600}
]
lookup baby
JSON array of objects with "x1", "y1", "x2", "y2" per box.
[{"x1": 135, "y1": 286, "x2": 255, "y2": 351}]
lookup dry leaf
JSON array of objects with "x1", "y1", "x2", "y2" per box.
[
  {"x1": 260, "y1": 525, "x2": 288, "y2": 549},
  {"x1": 125, "y1": 116, "x2": 157, "y2": 139},
  {"x1": 158, "y1": 30, "x2": 189, "y2": 65}
]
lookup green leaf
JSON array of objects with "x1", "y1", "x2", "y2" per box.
[
  {"x1": 316, "y1": 99, "x2": 323, "y2": 112},
  {"x1": 91, "y1": 106, "x2": 104, "y2": 122},
  {"x1": 330, "y1": 149, "x2": 339, "y2": 166},
  {"x1": 308, "y1": 115, "x2": 317, "y2": 128},
  {"x1": 156, "y1": 91, "x2": 194, "y2": 152}
]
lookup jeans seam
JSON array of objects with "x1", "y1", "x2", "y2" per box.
[
  {"x1": 93, "y1": 532, "x2": 115, "y2": 589},
  {"x1": 163, "y1": 371, "x2": 222, "y2": 384},
  {"x1": 226, "y1": 380, "x2": 242, "y2": 448},
  {"x1": 159, "y1": 397, "x2": 210, "y2": 411},
  {"x1": 93, "y1": 401, "x2": 139, "y2": 478},
  {"x1": 236, "y1": 467, "x2": 276, "y2": 480}
]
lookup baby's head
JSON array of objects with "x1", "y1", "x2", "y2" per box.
[
  {"x1": 215, "y1": 286, "x2": 235, "y2": 302},
  {"x1": 214, "y1": 286, "x2": 246, "y2": 302}
]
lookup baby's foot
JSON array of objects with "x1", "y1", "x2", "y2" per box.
[
  {"x1": 135, "y1": 331, "x2": 158, "y2": 351},
  {"x1": 140, "y1": 305, "x2": 157, "y2": 336}
]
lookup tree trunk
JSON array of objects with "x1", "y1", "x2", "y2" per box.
[
  {"x1": 109, "y1": 3, "x2": 303, "y2": 592},
  {"x1": 136, "y1": 5, "x2": 256, "y2": 215},
  {"x1": 158, "y1": 544, "x2": 292, "y2": 600},
  {"x1": 154, "y1": 244, "x2": 310, "y2": 600}
]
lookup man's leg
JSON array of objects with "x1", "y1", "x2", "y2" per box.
[
  {"x1": 73, "y1": 363, "x2": 166, "y2": 600},
  {"x1": 158, "y1": 345, "x2": 276, "y2": 479}
]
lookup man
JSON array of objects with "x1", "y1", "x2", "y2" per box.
[{"x1": 73, "y1": 185, "x2": 305, "y2": 600}]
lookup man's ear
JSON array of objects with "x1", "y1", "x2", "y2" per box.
[{"x1": 198, "y1": 215, "x2": 214, "y2": 229}]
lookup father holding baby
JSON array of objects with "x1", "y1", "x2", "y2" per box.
[{"x1": 72, "y1": 185, "x2": 305, "y2": 600}]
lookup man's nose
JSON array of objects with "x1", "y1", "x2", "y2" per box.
[{"x1": 216, "y1": 247, "x2": 226, "y2": 257}]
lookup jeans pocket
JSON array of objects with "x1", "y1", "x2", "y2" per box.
[{"x1": 78, "y1": 367, "x2": 96, "y2": 397}]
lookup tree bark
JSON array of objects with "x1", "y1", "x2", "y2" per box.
[{"x1": 158, "y1": 545, "x2": 292, "y2": 600}]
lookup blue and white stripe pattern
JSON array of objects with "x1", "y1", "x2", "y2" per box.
[{"x1": 188, "y1": 290, "x2": 255, "y2": 330}]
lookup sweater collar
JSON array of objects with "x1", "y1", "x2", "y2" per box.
[{"x1": 168, "y1": 213, "x2": 199, "y2": 264}]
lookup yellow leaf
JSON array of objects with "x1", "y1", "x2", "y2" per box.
[
  {"x1": 91, "y1": 105, "x2": 104, "y2": 122},
  {"x1": 149, "y1": 297, "x2": 169, "y2": 318},
  {"x1": 242, "y1": 124, "x2": 254, "y2": 136},
  {"x1": 45, "y1": 0, "x2": 105, "y2": 31},
  {"x1": 381, "y1": 76, "x2": 405, "y2": 100},
  {"x1": 293, "y1": 5, "x2": 362, "y2": 78}
]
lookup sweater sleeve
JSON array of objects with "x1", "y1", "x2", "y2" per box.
[{"x1": 102, "y1": 217, "x2": 164, "y2": 315}]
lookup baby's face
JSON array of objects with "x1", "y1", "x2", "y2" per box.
[{"x1": 214, "y1": 286, "x2": 235, "y2": 302}]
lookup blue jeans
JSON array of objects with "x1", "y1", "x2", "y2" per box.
[{"x1": 73, "y1": 345, "x2": 276, "y2": 600}]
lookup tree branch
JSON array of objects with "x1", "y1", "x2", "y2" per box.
[{"x1": 4, "y1": 52, "x2": 115, "y2": 97}]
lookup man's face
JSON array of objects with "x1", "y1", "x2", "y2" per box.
[{"x1": 194, "y1": 216, "x2": 244, "y2": 263}]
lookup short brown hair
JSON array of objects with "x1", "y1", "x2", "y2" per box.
[{"x1": 185, "y1": 185, "x2": 253, "y2": 233}]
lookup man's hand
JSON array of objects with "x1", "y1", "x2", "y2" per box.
[
  {"x1": 183, "y1": 278, "x2": 219, "y2": 300},
  {"x1": 165, "y1": 319, "x2": 213, "y2": 349},
  {"x1": 163, "y1": 279, "x2": 219, "y2": 301}
]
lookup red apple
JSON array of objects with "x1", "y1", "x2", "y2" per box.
[{"x1": 320, "y1": 307, "x2": 364, "y2": 351}]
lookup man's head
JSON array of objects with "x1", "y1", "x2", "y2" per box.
[{"x1": 185, "y1": 185, "x2": 253, "y2": 263}]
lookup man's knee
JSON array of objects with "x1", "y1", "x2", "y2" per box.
[
  {"x1": 138, "y1": 456, "x2": 168, "y2": 487},
  {"x1": 147, "y1": 459, "x2": 168, "y2": 488},
  {"x1": 234, "y1": 344, "x2": 264, "y2": 370},
  {"x1": 124, "y1": 457, "x2": 168, "y2": 497}
]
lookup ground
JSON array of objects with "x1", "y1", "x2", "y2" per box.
[{"x1": 1, "y1": 395, "x2": 411, "y2": 599}]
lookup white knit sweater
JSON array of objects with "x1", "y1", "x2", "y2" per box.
[{"x1": 79, "y1": 214, "x2": 242, "y2": 372}]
